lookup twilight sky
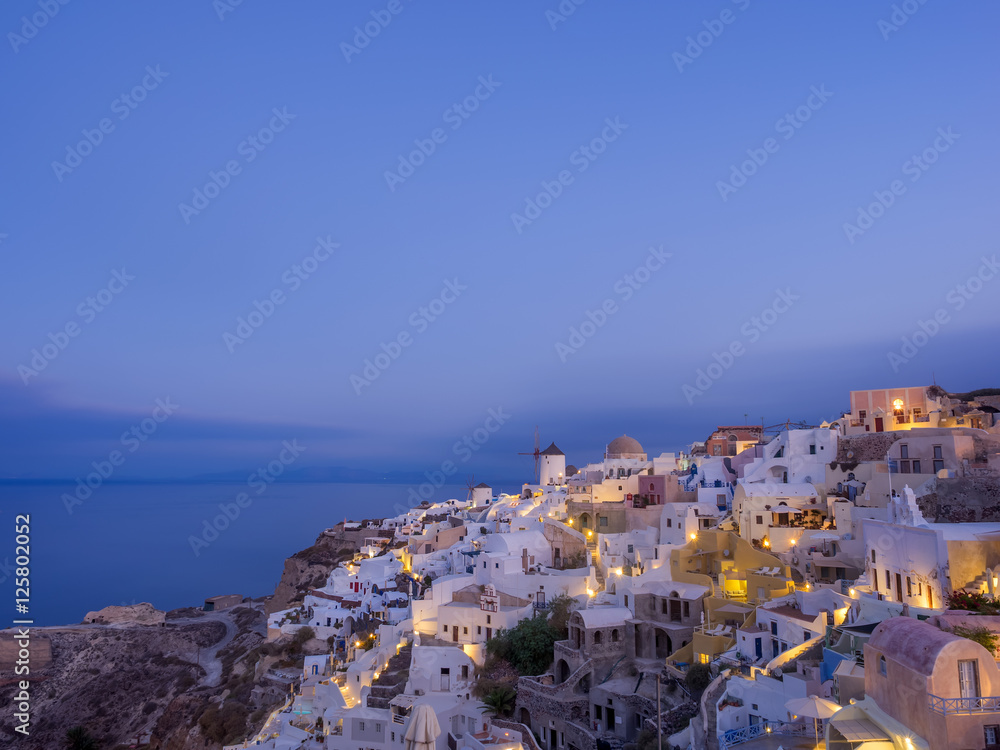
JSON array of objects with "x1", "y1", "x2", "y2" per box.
[{"x1": 2, "y1": 1, "x2": 998, "y2": 482}]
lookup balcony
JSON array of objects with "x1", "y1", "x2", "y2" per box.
[{"x1": 929, "y1": 694, "x2": 1000, "y2": 715}]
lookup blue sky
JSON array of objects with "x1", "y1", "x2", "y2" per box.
[{"x1": 2, "y1": 0, "x2": 998, "y2": 481}]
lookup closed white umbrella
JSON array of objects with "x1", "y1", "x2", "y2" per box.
[
  {"x1": 404, "y1": 703, "x2": 441, "y2": 750},
  {"x1": 785, "y1": 695, "x2": 840, "y2": 745}
]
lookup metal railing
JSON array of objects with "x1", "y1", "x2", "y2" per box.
[
  {"x1": 929, "y1": 694, "x2": 1000, "y2": 715},
  {"x1": 721, "y1": 722, "x2": 811, "y2": 748}
]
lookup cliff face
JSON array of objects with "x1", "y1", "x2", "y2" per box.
[
  {"x1": 267, "y1": 527, "x2": 376, "y2": 614},
  {"x1": 0, "y1": 617, "x2": 222, "y2": 750},
  {"x1": 0, "y1": 526, "x2": 372, "y2": 749}
]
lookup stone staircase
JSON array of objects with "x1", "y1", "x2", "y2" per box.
[
  {"x1": 587, "y1": 540, "x2": 604, "y2": 592},
  {"x1": 366, "y1": 644, "x2": 412, "y2": 709}
]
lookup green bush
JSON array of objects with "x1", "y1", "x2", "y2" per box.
[
  {"x1": 684, "y1": 663, "x2": 713, "y2": 693},
  {"x1": 486, "y1": 614, "x2": 559, "y2": 676}
]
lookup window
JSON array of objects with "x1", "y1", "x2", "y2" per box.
[
  {"x1": 871, "y1": 549, "x2": 876, "y2": 563},
  {"x1": 959, "y1": 660, "x2": 981, "y2": 698},
  {"x1": 666, "y1": 518, "x2": 672, "y2": 528},
  {"x1": 594, "y1": 706, "x2": 602, "y2": 720},
  {"x1": 683, "y1": 601, "x2": 690, "y2": 618},
  {"x1": 360, "y1": 722, "x2": 366, "y2": 731},
  {"x1": 907, "y1": 577, "x2": 912, "y2": 597},
  {"x1": 462, "y1": 665, "x2": 469, "y2": 679},
  {"x1": 900, "y1": 444, "x2": 909, "y2": 459},
  {"x1": 487, "y1": 615, "x2": 491, "y2": 624},
  {"x1": 599, "y1": 516, "x2": 608, "y2": 527},
  {"x1": 809, "y1": 444, "x2": 816, "y2": 455},
  {"x1": 804, "y1": 630, "x2": 810, "y2": 642},
  {"x1": 900, "y1": 460, "x2": 910, "y2": 473},
  {"x1": 627, "y1": 544, "x2": 634, "y2": 554},
  {"x1": 594, "y1": 631, "x2": 603, "y2": 645},
  {"x1": 879, "y1": 656, "x2": 886, "y2": 676},
  {"x1": 376, "y1": 723, "x2": 383, "y2": 733},
  {"x1": 912, "y1": 460, "x2": 921, "y2": 473},
  {"x1": 771, "y1": 622, "x2": 778, "y2": 635},
  {"x1": 756, "y1": 515, "x2": 763, "y2": 525},
  {"x1": 392, "y1": 733, "x2": 396, "y2": 742},
  {"x1": 624, "y1": 595, "x2": 628, "y2": 607},
  {"x1": 477, "y1": 626, "x2": 482, "y2": 635},
  {"x1": 859, "y1": 410, "x2": 867, "y2": 419},
  {"x1": 611, "y1": 629, "x2": 619, "y2": 642},
  {"x1": 699, "y1": 653, "x2": 710, "y2": 664},
  {"x1": 463, "y1": 626, "x2": 468, "y2": 635},
  {"x1": 933, "y1": 445, "x2": 943, "y2": 459},
  {"x1": 885, "y1": 570, "x2": 891, "y2": 590},
  {"x1": 985, "y1": 726, "x2": 999, "y2": 745},
  {"x1": 443, "y1": 625, "x2": 448, "y2": 633}
]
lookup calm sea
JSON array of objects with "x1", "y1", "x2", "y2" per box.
[{"x1": 0, "y1": 482, "x2": 470, "y2": 626}]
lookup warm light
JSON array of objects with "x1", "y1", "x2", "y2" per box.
[
  {"x1": 586, "y1": 588, "x2": 595, "y2": 597},
  {"x1": 615, "y1": 568, "x2": 623, "y2": 576},
  {"x1": 689, "y1": 532, "x2": 697, "y2": 541},
  {"x1": 567, "y1": 519, "x2": 573, "y2": 525},
  {"x1": 355, "y1": 641, "x2": 362, "y2": 648},
  {"x1": 893, "y1": 398, "x2": 904, "y2": 410},
  {"x1": 849, "y1": 588, "x2": 856, "y2": 597},
  {"x1": 790, "y1": 538, "x2": 797, "y2": 546},
  {"x1": 586, "y1": 530, "x2": 592, "y2": 537},
  {"x1": 763, "y1": 539, "x2": 770, "y2": 548}
]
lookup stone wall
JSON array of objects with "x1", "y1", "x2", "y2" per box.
[{"x1": 918, "y1": 476, "x2": 1000, "y2": 522}]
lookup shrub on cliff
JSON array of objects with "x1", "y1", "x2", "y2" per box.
[
  {"x1": 65, "y1": 727, "x2": 98, "y2": 750},
  {"x1": 198, "y1": 701, "x2": 249, "y2": 745}
]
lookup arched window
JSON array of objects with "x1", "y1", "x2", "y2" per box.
[
  {"x1": 593, "y1": 630, "x2": 603, "y2": 645},
  {"x1": 611, "y1": 629, "x2": 619, "y2": 643}
]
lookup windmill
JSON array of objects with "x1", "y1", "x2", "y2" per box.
[
  {"x1": 465, "y1": 475, "x2": 477, "y2": 504},
  {"x1": 518, "y1": 426, "x2": 541, "y2": 483}
]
